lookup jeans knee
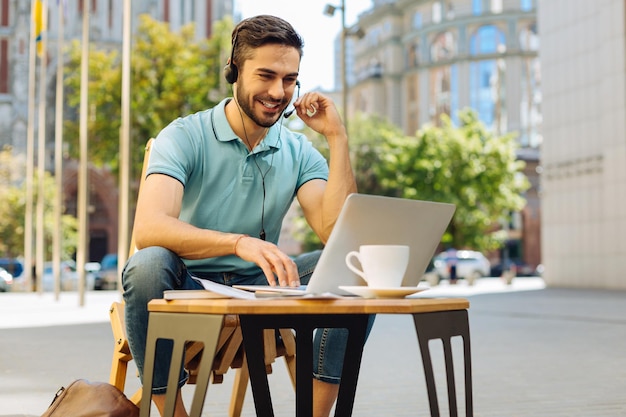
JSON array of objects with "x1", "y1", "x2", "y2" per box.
[{"x1": 122, "y1": 247, "x2": 186, "y2": 300}]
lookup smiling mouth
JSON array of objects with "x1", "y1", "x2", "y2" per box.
[{"x1": 259, "y1": 100, "x2": 285, "y2": 114}]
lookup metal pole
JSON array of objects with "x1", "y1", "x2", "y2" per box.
[
  {"x1": 35, "y1": 0, "x2": 48, "y2": 295},
  {"x1": 53, "y1": 0, "x2": 65, "y2": 300},
  {"x1": 118, "y1": 0, "x2": 132, "y2": 289},
  {"x1": 341, "y1": 0, "x2": 348, "y2": 134},
  {"x1": 76, "y1": 0, "x2": 90, "y2": 306},
  {"x1": 25, "y1": 0, "x2": 38, "y2": 292}
]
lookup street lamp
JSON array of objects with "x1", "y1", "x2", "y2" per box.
[{"x1": 324, "y1": 1, "x2": 348, "y2": 132}]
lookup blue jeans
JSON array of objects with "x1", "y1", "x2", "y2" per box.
[{"x1": 122, "y1": 246, "x2": 375, "y2": 394}]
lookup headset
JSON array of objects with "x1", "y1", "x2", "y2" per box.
[{"x1": 224, "y1": 28, "x2": 300, "y2": 119}]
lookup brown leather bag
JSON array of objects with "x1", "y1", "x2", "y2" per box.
[{"x1": 40, "y1": 379, "x2": 139, "y2": 417}]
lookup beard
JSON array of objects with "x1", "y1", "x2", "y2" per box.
[{"x1": 235, "y1": 82, "x2": 289, "y2": 128}]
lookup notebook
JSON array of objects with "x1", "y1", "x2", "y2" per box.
[{"x1": 234, "y1": 193, "x2": 455, "y2": 296}]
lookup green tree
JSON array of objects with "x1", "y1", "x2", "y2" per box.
[
  {"x1": 293, "y1": 109, "x2": 528, "y2": 253},
  {"x1": 376, "y1": 109, "x2": 529, "y2": 252},
  {"x1": 63, "y1": 15, "x2": 233, "y2": 180},
  {"x1": 0, "y1": 147, "x2": 78, "y2": 261}
]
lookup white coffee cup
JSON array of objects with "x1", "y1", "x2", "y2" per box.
[{"x1": 345, "y1": 245, "x2": 410, "y2": 288}]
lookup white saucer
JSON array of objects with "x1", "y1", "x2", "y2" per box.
[{"x1": 338, "y1": 286, "x2": 426, "y2": 299}]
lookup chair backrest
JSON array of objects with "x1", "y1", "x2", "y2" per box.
[{"x1": 128, "y1": 138, "x2": 155, "y2": 259}]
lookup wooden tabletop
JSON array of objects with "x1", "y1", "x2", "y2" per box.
[{"x1": 148, "y1": 297, "x2": 470, "y2": 315}]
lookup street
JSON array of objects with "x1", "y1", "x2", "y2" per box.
[{"x1": 2, "y1": 279, "x2": 625, "y2": 416}]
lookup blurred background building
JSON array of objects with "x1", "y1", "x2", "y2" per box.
[
  {"x1": 539, "y1": 0, "x2": 626, "y2": 289},
  {"x1": 340, "y1": 0, "x2": 626, "y2": 290},
  {"x1": 343, "y1": 0, "x2": 541, "y2": 275}
]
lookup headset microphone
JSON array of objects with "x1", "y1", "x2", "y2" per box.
[{"x1": 283, "y1": 81, "x2": 301, "y2": 118}]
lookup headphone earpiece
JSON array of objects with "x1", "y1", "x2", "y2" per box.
[
  {"x1": 224, "y1": 30, "x2": 239, "y2": 84},
  {"x1": 224, "y1": 60, "x2": 238, "y2": 84}
]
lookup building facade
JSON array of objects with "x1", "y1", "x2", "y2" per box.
[
  {"x1": 0, "y1": 0, "x2": 233, "y2": 261},
  {"x1": 539, "y1": 0, "x2": 626, "y2": 290},
  {"x1": 347, "y1": 0, "x2": 541, "y2": 271}
]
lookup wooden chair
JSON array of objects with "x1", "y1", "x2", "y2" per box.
[{"x1": 108, "y1": 138, "x2": 297, "y2": 416}]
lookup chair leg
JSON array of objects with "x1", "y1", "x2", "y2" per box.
[
  {"x1": 279, "y1": 328, "x2": 297, "y2": 389},
  {"x1": 109, "y1": 302, "x2": 132, "y2": 391},
  {"x1": 228, "y1": 356, "x2": 250, "y2": 417},
  {"x1": 109, "y1": 351, "x2": 130, "y2": 391},
  {"x1": 129, "y1": 388, "x2": 142, "y2": 406}
]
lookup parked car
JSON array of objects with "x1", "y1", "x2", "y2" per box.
[
  {"x1": 432, "y1": 249, "x2": 491, "y2": 281},
  {"x1": 0, "y1": 258, "x2": 23, "y2": 280},
  {"x1": 41, "y1": 260, "x2": 96, "y2": 291},
  {"x1": 94, "y1": 253, "x2": 118, "y2": 290},
  {"x1": 0, "y1": 267, "x2": 13, "y2": 292},
  {"x1": 0, "y1": 258, "x2": 30, "y2": 290}
]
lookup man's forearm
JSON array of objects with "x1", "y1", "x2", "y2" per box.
[{"x1": 319, "y1": 132, "x2": 357, "y2": 241}]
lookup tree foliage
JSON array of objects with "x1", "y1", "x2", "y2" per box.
[
  {"x1": 294, "y1": 109, "x2": 529, "y2": 253},
  {"x1": 0, "y1": 147, "x2": 78, "y2": 261},
  {"x1": 375, "y1": 109, "x2": 530, "y2": 252},
  {"x1": 63, "y1": 15, "x2": 233, "y2": 180}
]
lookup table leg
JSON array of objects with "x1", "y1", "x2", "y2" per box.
[
  {"x1": 239, "y1": 314, "x2": 369, "y2": 417},
  {"x1": 238, "y1": 317, "x2": 275, "y2": 416},
  {"x1": 140, "y1": 313, "x2": 224, "y2": 417},
  {"x1": 333, "y1": 315, "x2": 369, "y2": 417},
  {"x1": 412, "y1": 309, "x2": 472, "y2": 417}
]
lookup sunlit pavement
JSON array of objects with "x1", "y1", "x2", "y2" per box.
[
  {"x1": 1, "y1": 290, "x2": 123, "y2": 329},
  {"x1": 1, "y1": 277, "x2": 544, "y2": 329},
  {"x1": 3, "y1": 278, "x2": 626, "y2": 417}
]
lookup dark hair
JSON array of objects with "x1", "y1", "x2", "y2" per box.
[{"x1": 231, "y1": 15, "x2": 304, "y2": 68}]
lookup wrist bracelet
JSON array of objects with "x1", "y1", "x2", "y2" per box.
[{"x1": 233, "y1": 234, "x2": 249, "y2": 256}]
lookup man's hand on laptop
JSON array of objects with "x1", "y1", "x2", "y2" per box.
[{"x1": 233, "y1": 235, "x2": 300, "y2": 287}]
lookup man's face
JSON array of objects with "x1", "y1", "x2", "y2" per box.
[{"x1": 235, "y1": 44, "x2": 300, "y2": 128}]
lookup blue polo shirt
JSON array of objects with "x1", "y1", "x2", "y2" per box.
[{"x1": 147, "y1": 98, "x2": 329, "y2": 275}]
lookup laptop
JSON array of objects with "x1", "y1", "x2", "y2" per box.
[{"x1": 234, "y1": 193, "x2": 456, "y2": 296}]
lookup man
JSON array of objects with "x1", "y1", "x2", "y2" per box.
[{"x1": 122, "y1": 15, "x2": 366, "y2": 417}]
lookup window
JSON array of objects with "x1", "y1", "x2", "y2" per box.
[
  {"x1": 520, "y1": 56, "x2": 542, "y2": 147},
  {"x1": 520, "y1": 0, "x2": 533, "y2": 11},
  {"x1": 412, "y1": 11, "x2": 422, "y2": 29},
  {"x1": 472, "y1": 0, "x2": 483, "y2": 15},
  {"x1": 432, "y1": 1, "x2": 442, "y2": 23},
  {"x1": 163, "y1": 0, "x2": 169, "y2": 22},
  {"x1": 407, "y1": 41, "x2": 421, "y2": 68},
  {"x1": 491, "y1": 0, "x2": 502, "y2": 13},
  {"x1": 446, "y1": 2, "x2": 455, "y2": 19},
  {"x1": 0, "y1": 39, "x2": 8, "y2": 93},
  {"x1": 430, "y1": 31, "x2": 456, "y2": 62},
  {"x1": 469, "y1": 58, "x2": 506, "y2": 134},
  {"x1": 470, "y1": 25, "x2": 506, "y2": 55},
  {"x1": 0, "y1": 0, "x2": 8, "y2": 27},
  {"x1": 429, "y1": 65, "x2": 458, "y2": 124},
  {"x1": 519, "y1": 23, "x2": 539, "y2": 51},
  {"x1": 469, "y1": 27, "x2": 510, "y2": 132},
  {"x1": 79, "y1": 0, "x2": 97, "y2": 14}
]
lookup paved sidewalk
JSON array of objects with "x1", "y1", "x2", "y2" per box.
[
  {"x1": 2, "y1": 278, "x2": 625, "y2": 416},
  {"x1": 0, "y1": 277, "x2": 545, "y2": 330}
]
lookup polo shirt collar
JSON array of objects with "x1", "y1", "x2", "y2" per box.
[{"x1": 212, "y1": 98, "x2": 282, "y2": 154}]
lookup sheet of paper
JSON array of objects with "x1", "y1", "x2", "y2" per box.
[{"x1": 191, "y1": 277, "x2": 256, "y2": 299}]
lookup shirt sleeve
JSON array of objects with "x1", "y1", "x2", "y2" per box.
[
  {"x1": 296, "y1": 135, "x2": 329, "y2": 190},
  {"x1": 147, "y1": 120, "x2": 197, "y2": 187}
]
